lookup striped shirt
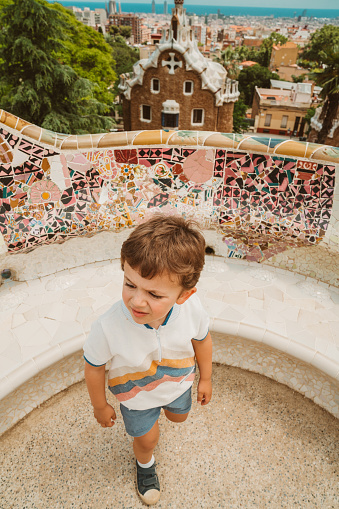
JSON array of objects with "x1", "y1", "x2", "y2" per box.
[{"x1": 83, "y1": 293, "x2": 209, "y2": 410}]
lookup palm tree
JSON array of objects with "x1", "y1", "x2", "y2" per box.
[
  {"x1": 214, "y1": 47, "x2": 240, "y2": 80},
  {"x1": 309, "y1": 44, "x2": 339, "y2": 144}
]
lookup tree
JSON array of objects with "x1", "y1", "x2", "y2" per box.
[
  {"x1": 258, "y1": 32, "x2": 288, "y2": 68},
  {"x1": 304, "y1": 106, "x2": 316, "y2": 133},
  {"x1": 300, "y1": 25, "x2": 339, "y2": 66},
  {"x1": 238, "y1": 65, "x2": 279, "y2": 106},
  {"x1": 308, "y1": 44, "x2": 339, "y2": 144},
  {"x1": 49, "y1": 2, "x2": 116, "y2": 106},
  {"x1": 109, "y1": 24, "x2": 132, "y2": 40},
  {"x1": 233, "y1": 98, "x2": 249, "y2": 133},
  {"x1": 214, "y1": 46, "x2": 240, "y2": 79},
  {"x1": 299, "y1": 26, "x2": 339, "y2": 144},
  {"x1": 291, "y1": 74, "x2": 305, "y2": 83},
  {"x1": 0, "y1": 0, "x2": 115, "y2": 133},
  {"x1": 109, "y1": 25, "x2": 120, "y2": 37},
  {"x1": 106, "y1": 33, "x2": 139, "y2": 95},
  {"x1": 119, "y1": 26, "x2": 132, "y2": 39}
]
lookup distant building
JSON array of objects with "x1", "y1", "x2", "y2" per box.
[
  {"x1": 252, "y1": 83, "x2": 314, "y2": 137},
  {"x1": 119, "y1": 0, "x2": 239, "y2": 132},
  {"x1": 269, "y1": 42, "x2": 299, "y2": 72},
  {"x1": 109, "y1": 13, "x2": 142, "y2": 44},
  {"x1": 240, "y1": 61, "x2": 258, "y2": 69},
  {"x1": 108, "y1": 0, "x2": 116, "y2": 16},
  {"x1": 68, "y1": 6, "x2": 107, "y2": 28},
  {"x1": 243, "y1": 37, "x2": 262, "y2": 49},
  {"x1": 152, "y1": 0, "x2": 156, "y2": 14},
  {"x1": 141, "y1": 25, "x2": 152, "y2": 44},
  {"x1": 164, "y1": 1, "x2": 168, "y2": 15},
  {"x1": 191, "y1": 24, "x2": 206, "y2": 45},
  {"x1": 270, "y1": 79, "x2": 321, "y2": 101},
  {"x1": 277, "y1": 64, "x2": 309, "y2": 83}
]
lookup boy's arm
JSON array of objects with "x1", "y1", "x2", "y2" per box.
[
  {"x1": 84, "y1": 362, "x2": 116, "y2": 427},
  {"x1": 192, "y1": 332, "x2": 212, "y2": 406}
]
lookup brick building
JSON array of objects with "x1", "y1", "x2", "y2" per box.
[
  {"x1": 109, "y1": 13, "x2": 141, "y2": 44},
  {"x1": 119, "y1": 0, "x2": 239, "y2": 132}
]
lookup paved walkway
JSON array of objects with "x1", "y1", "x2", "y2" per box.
[{"x1": 1, "y1": 364, "x2": 338, "y2": 509}]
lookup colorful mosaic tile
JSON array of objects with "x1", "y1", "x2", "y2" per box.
[{"x1": 0, "y1": 115, "x2": 338, "y2": 262}]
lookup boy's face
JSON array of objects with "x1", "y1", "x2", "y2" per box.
[{"x1": 122, "y1": 261, "x2": 196, "y2": 329}]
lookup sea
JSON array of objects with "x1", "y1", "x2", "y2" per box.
[{"x1": 46, "y1": 1, "x2": 339, "y2": 19}]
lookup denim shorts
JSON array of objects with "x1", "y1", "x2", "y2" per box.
[{"x1": 120, "y1": 387, "x2": 192, "y2": 437}]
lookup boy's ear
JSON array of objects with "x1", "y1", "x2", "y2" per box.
[{"x1": 176, "y1": 287, "x2": 197, "y2": 305}]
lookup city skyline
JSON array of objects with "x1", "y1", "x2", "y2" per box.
[{"x1": 55, "y1": 0, "x2": 338, "y2": 7}]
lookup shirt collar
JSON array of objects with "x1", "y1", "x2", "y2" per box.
[{"x1": 121, "y1": 301, "x2": 180, "y2": 329}]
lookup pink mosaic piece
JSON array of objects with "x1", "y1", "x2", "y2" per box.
[
  {"x1": 182, "y1": 150, "x2": 214, "y2": 183},
  {"x1": 29, "y1": 180, "x2": 61, "y2": 204},
  {"x1": 0, "y1": 121, "x2": 336, "y2": 261}
]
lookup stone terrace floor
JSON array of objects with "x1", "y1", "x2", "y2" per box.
[{"x1": 1, "y1": 364, "x2": 338, "y2": 509}]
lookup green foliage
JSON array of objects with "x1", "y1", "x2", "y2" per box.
[
  {"x1": 291, "y1": 74, "x2": 305, "y2": 83},
  {"x1": 106, "y1": 33, "x2": 139, "y2": 95},
  {"x1": 256, "y1": 32, "x2": 288, "y2": 68},
  {"x1": 299, "y1": 26, "x2": 339, "y2": 102},
  {"x1": 0, "y1": 0, "x2": 114, "y2": 134},
  {"x1": 48, "y1": 2, "x2": 116, "y2": 105},
  {"x1": 300, "y1": 25, "x2": 339, "y2": 67},
  {"x1": 109, "y1": 24, "x2": 131, "y2": 40},
  {"x1": 233, "y1": 98, "x2": 249, "y2": 133},
  {"x1": 305, "y1": 107, "x2": 316, "y2": 126},
  {"x1": 119, "y1": 26, "x2": 132, "y2": 39},
  {"x1": 308, "y1": 44, "x2": 339, "y2": 99},
  {"x1": 227, "y1": 32, "x2": 289, "y2": 70},
  {"x1": 238, "y1": 65, "x2": 279, "y2": 106},
  {"x1": 214, "y1": 46, "x2": 240, "y2": 79},
  {"x1": 300, "y1": 26, "x2": 339, "y2": 144},
  {"x1": 0, "y1": 0, "x2": 11, "y2": 16}
]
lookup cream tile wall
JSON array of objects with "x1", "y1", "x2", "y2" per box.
[{"x1": 0, "y1": 257, "x2": 338, "y2": 435}]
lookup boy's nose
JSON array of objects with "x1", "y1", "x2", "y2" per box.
[{"x1": 131, "y1": 292, "x2": 147, "y2": 308}]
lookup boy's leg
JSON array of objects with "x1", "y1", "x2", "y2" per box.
[
  {"x1": 163, "y1": 387, "x2": 192, "y2": 423},
  {"x1": 163, "y1": 410, "x2": 189, "y2": 423},
  {"x1": 134, "y1": 420, "x2": 161, "y2": 506},
  {"x1": 133, "y1": 419, "x2": 159, "y2": 464}
]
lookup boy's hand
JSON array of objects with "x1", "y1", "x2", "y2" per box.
[
  {"x1": 197, "y1": 378, "x2": 212, "y2": 406},
  {"x1": 94, "y1": 403, "x2": 116, "y2": 427}
]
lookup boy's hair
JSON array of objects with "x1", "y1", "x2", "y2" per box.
[{"x1": 121, "y1": 214, "x2": 206, "y2": 289}]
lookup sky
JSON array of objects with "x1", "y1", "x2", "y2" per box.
[{"x1": 58, "y1": 0, "x2": 338, "y2": 6}]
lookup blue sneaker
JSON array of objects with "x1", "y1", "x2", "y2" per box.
[{"x1": 136, "y1": 460, "x2": 161, "y2": 505}]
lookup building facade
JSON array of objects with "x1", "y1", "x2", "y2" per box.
[
  {"x1": 119, "y1": 0, "x2": 239, "y2": 132},
  {"x1": 252, "y1": 84, "x2": 313, "y2": 137},
  {"x1": 269, "y1": 42, "x2": 299, "y2": 72},
  {"x1": 109, "y1": 13, "x2": 142, "y2": 44}
]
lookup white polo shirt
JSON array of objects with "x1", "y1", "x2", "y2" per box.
[{"x1": 83, "y1": 292, "x2": 209, "y2": 410}]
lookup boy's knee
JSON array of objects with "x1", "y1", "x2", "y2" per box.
[
  {"x1": 134, "y1": 434, "x2": 158, "y2": 451},
  {"x1": 164, "y1": 410, "x2": 189, "y2": 423}
]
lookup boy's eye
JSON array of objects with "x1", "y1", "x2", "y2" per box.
[
  {"x1": 149, "y1": 293, "x2": 162, "y2": 299},
  {"x1": 125, "y1": 282, "x2": 135, "y2": 289}
]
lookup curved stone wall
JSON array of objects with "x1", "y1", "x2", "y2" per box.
[
  {"x1": 0, "y1": 110, "x2": 338, "y2": 434},
  {"x1": 0, "y1": 257, "x2": 338, "y2": 435},
  {"x1": 0, "y1": 109, "x2": 338, "y2": 268}
]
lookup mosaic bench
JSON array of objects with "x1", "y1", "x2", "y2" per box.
[{"x1": 0, "y1": 110, "x2": 338, "y2": 434}]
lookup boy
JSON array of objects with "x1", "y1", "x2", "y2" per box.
[{"x1": 84, "y1": 215, "x2": 212, "y2": 506}]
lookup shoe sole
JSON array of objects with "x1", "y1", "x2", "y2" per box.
[{"x1": 137, "y1": 486, "x2": 161, "y2": 506}]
